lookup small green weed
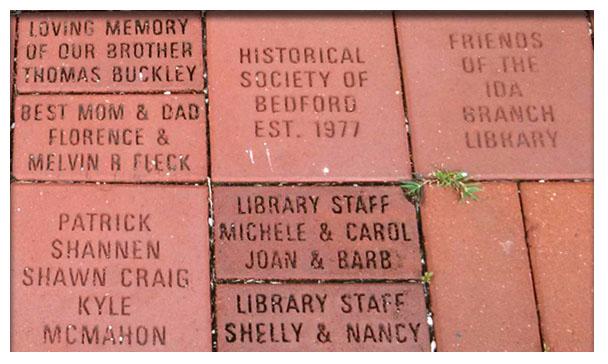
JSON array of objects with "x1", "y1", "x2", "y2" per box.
[
  {"x1": 421, "y1": 271, "x2": 434, "y2": 284},
  {"x1": 401, "y1": 169, "x2": 481, "y2": 203}
]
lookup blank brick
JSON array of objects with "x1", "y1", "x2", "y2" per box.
[
  {"x1": 11, "y1": 14, "x2": 16, "y2": 98},
  {"x1": 520, "y1": 182, "x2": 593, "y2": 351},
  {"x1": 421, "y1": 183, "x2": 540, "y2": 351}
]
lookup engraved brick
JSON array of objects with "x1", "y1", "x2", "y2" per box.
[
  {"x1": 213, "y1": 185, "x2": 421, "y2": 280},
  {"x1": 17, "y1": 11, "x2": 204, "y2": 93},
  {"x1": 11, "y1": 183, "x2": 211, "y2": 351},
  {"x1": 13, "y1": 94, "x2": 207, "y2": 182},
  {"x1": 207, "y1": 11, "x2": 411, "y2": 182},
  {"x1": 396, "y1": 12, "x2": 593, "y2": 179},
  {"x1": 216, "y1": 283, "x2": 429, "y2": 351}
]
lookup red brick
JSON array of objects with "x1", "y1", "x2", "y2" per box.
[
  {"x1": 17, "y1": 11, "x2": 203, "y2": 93},
  {"x1": 11, "y1": 14, "x2": 16, "y2": 98},
  {"x1": 207, "y1": 12, "x2": 410, "y2": 182},
  {"x1": 11, "y1": 183, "x2": 211, "y2": 351},
  {"x1": 213, "y1": 186, "x2": 421, "y2": 280},
  {"x1": 396, "y1": 12, "x2": 593, "y2": 180},
  {"x1": 520, "y1": 182, "x2": 593, "y2": 351},
  {"x1": 421, "y1": 183, "x2": 540, "y2": 351},
  {"x1": 13, "y1": 94, "x2": 207, "y2": 182},
  {"x1": 216, "y1": 283, "x2": 429, "y2": 351}
]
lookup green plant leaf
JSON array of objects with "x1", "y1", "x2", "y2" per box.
[
  {"x1": 421, "y1": 271, "x2": 434, "y2": 284},
  {"x1": 401, "y1": 169, "x2": 481, "y2": 204},
  {"x1": 400, "y1": 180, "x2": 423, "y2": 202}
]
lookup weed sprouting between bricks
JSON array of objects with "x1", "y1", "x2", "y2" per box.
[
  {"x1": 421, "y1": 271, "x2": 434, "y2": 284},
  {"x1": 400, "y1": 169, "x2": 482, "y2": 204},
  {"x1": 401, "y1": 170, "x2": 480, "y2": 286}
]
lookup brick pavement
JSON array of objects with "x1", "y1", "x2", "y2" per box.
[{"x1": 9, "y1": 10, "x2": 594, "y2": 352}]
